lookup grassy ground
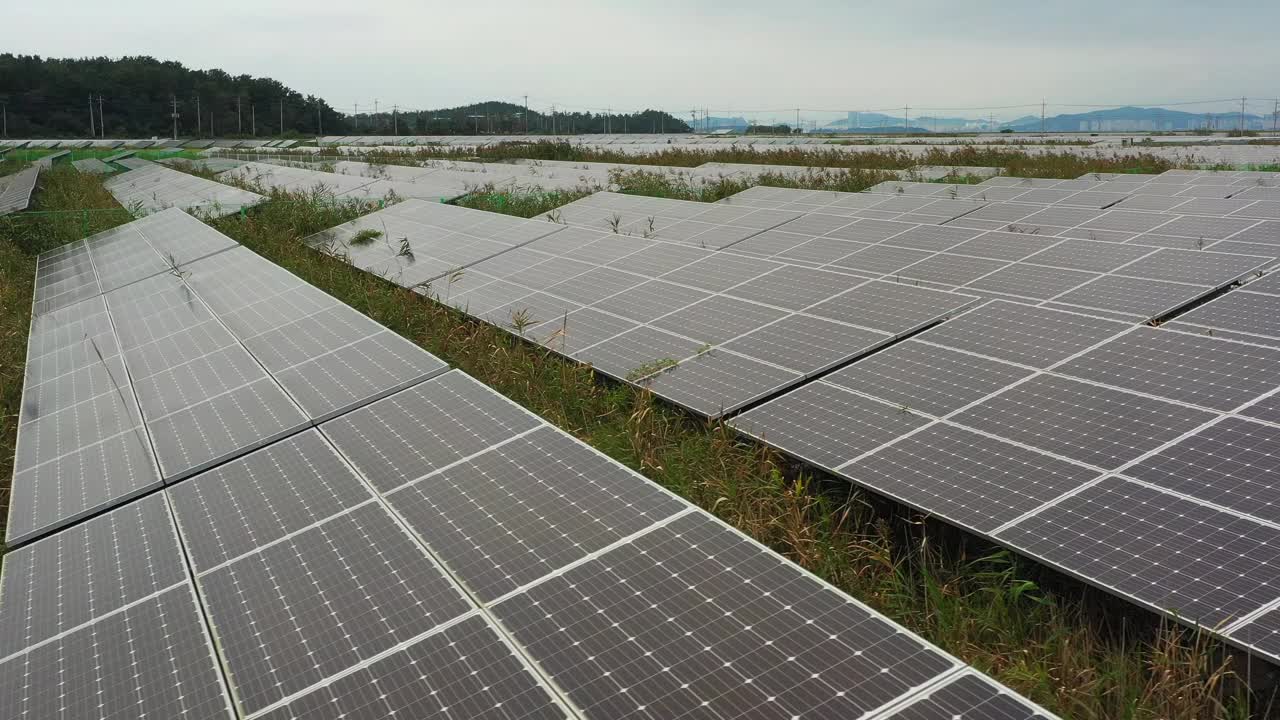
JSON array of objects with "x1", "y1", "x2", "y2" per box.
[{"x1": 0, "y1": 157, "x2": 1272, "y2": 718}]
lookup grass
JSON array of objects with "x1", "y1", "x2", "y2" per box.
[
  {"x1": 255, "y1": 140, "x2": 1183, "y2": 180},
  {"x1": 0, "y1": 157, "x2": 1271, "y2": 718}
]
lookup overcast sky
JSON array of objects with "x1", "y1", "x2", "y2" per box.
[{"x1": 8, "y1": 0, "x2": 1278, "y2": 122}]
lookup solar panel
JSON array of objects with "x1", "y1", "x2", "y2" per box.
[
  {"x1": 1050, "y1": 274, "x2": 1210, "y2": 320},
  {"x1": 1114, "y1": 248, "x2": 1271, "y2": 286},
  {"x1": 732, "y1": 381, "x2": 931, "y2": 470},
  {"x1": 255, "y1": 615, "x2": 568, "y2": 720},
  {"x1": 1170, "y1": 290, "x2": 1280, "y2": 342},
  {"x1": 0, "y1": 166, "x2": 41, "y2": 217},
  {"x1": 1064, "y1": 323, "x2": 1280, "y2": 411},
  {"x1": 380, "y1": 425, "x2": 687, "y2": 601},
  {"x1": 491, "y1": 511, "x2": 960, "y2": 720},
  {"x1": 951, "y1": 374, "x2": 1216, "y2": 470},
  {"x1": 306, "y1": 198, "x2": 565, "y2": 286},
  {"x1": 882, "y1": 671, "x2": 1053, "y2": 720},
  {"x1": 840, "y1": 422, "x2": 1102, "y2": 533},
  {"x1": 997, "y1": 476, "x2": 1280, "y2": 628},
  {"x1": 196, "y1": 502, "x2": 474, "y2": 714},
  {"x1": 0, "y1": 586, "x2": 234, "y2": 720},
  {"x1": 104, "y1": 162, "x2": 264, "y2": 216},
  {"x1": 825, "y1": 339, "x2": 1035, "y2": 416},
  {"x1": 918, "y1": 301, "x2": 1128, "y2": 368}
]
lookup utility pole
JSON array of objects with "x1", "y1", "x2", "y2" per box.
[
  {"x1": 279, "y1": 98, "x2": 284, "y2": 136},
  {"x1": 2, "y1": 103, "x2": 7, "y2": 138},
  {"x1": 1273, "y1": 100, "x2": 1279, "y2": 133},
  {"x1": 251, "y1": 104, "x2": 256, "y2": 136},
  {"x1": 795, "y1": 108, "x2": 800, "y2": 133},
  {"x1": 89, "y1": 94, "x2": 95, "y2": 137},
  {"x1": 523, "y1": 95, "x2": 529, "y2": 134},
  {"x1": 196, "y1": 95, "x2": 201, "y2": 136},
  {"x1": 98, "y1": 96, "x2": 105, "y2": 138},
  {"x1": 317, "y1": 102, "x2": 323, "y2": 135},
  {"x1": 1241, "y1": 97, "x2": 1247, "y2": 132},
  {"x1": 237, "y1": 95, "x2": 242, "y2": 134},
  {"x1": 904, "y1": 104, "x2": 909, "y2": 134},
  {"x1": 393, "y1": 105, "x2": 398, "y2": 136},
  {"x1": 1041, "y1": 98, "x2": 1046, "y2": 135},
  {"x1": 354, "y1": 102, "x2": 358, "y2": 129},
  {"x1": 170, "y1": 95, "x2": 180, "y2": 140}
]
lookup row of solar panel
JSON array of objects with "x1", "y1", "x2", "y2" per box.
[
  {"x1": 309, "y1": 199, "x2": 980, "y2": 416},
  {"x1": 731, "y1": 295, "x2": 1280, "y2": 665},
  {"x1": 308, "y1": 177, "x2": 1280, "y2": 669},
  {"x1": 12, "y1": 208, "x2": 447, "y2": 545},
  {"x1": 0, "y1": 166, "x2": 40, "y2": 216},
  {"x1": 102, "y1": 161, "x2": 265, "y2": 217},
  {"x1": 0, "y1": 138, "x2": 297, "y2": 149},
  {"x1": 4, "y1": 212, "x2": 1051, "y2": 718}
]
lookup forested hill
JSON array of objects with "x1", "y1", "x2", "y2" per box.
[
  {"x1": 0, "y1": 54, "x2": 692, "y2": 138},
  {"x1": 0, "y1": 54, "x2": 345, "y2": 138}
]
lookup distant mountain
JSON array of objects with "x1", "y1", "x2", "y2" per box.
[{"x1": 1002, "y1": 106, "x2": 1267, "y2": 132}]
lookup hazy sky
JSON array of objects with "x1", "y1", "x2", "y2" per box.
[{"x1": 8, "y1": 0, "x2": 1279, "y2": 122}]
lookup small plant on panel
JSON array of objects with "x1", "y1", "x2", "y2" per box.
[{"x1": 349, "y1": 228, "x2": 382, "y2": 246}]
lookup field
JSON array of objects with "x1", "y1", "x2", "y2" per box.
[{"x1": 0, "y1": 154, "x2": 1272, "y2": 719}]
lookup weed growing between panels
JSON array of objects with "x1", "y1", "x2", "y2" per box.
[
  {"x1": 328, "y1": 141, "x2": 1183, "y2": 179},
  {"x1": 200, "y1": 194, "x2": 1261, "y2": 719}
]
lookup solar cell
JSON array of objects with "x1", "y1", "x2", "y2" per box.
[
  {"x1": 895, "y1": 253, "x2": 1008, "y2": 287},
  {"x1": 831, "y1": 244, "x2": 935, "y2": 275},
  {"x1": 1057, "y1": 326, "x2": 1280, "y2": 412},
  {"x1": 952, "y1": 374, "x2": 1215, "y2": 470},
  {"x1": 574, "y1": 325, "x2": 703, "y2": 381},
  {"x1": 997, "y1": 477, "x2": 1280, "y2": 627},
  {"x1": 492, "y1": 512, "x2": 959, "y2": 720}
]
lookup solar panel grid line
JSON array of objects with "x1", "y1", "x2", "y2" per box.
[
  {"x1": 364, "y1": 422, "x2": 549, "y2": 498},
  {"x1": 866, "y1": 669, "x2": 1052, "y2": 720},
  {"x1": 985, "y1": 410, "x2": 1246, "y2": 536},
  {"x1": 484, "y1": 505, "x2": 700, "y2": 607},
  {"x1": 485, "y1": 509, "x2": 987, "y2": 720},
  {"x1": 990, "y1": 476, "x2": 1280, "y2": 644},
  {"x1": 1116, "y1": 471, "x2": 1280, "y2": 534},
  {"x1": 289, "y1": 390, "x2": 594, "y2": 720},
  {"x1": 158, "y1": 489, "x2": 244, "y2": 719},
  {"x1": 187, "y1": 496, "x2": 381, "y2": 579},
  {"x1": 0, "y1": 577, "x2": 187, "y2": 666}
]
